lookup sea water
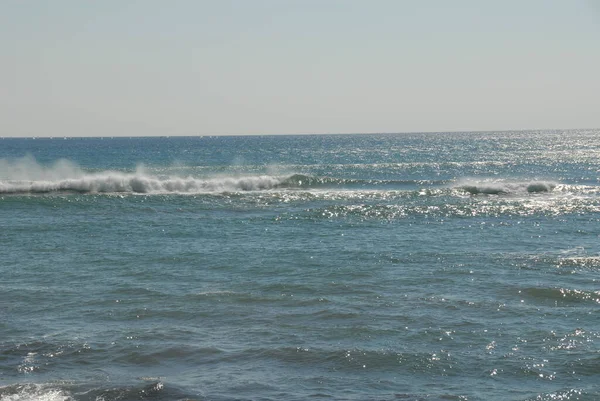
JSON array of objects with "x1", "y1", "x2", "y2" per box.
[{"x1": 1, "y1": 130, "x2": 599, "y2": 400}]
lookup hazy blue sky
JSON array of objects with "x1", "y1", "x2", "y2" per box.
[{"x1": 1, "y1": 1, "x2": 599, "y2": 136}]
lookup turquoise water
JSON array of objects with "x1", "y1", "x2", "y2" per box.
[{"x1": 1, "y1": 130, "x2": 599, "y2": 400}]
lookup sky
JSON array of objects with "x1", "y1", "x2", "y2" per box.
[{"x1": 1, "y1": 0, "x2": 599, "y2": 137}]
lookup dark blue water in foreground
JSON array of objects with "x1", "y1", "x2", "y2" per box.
[{"x1": 1, "y1": 130, "x2": 599, "y2": 401}]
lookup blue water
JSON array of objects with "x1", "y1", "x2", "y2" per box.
[{"x1": 1, "y1": 130, "x2": 599, "y2": 401}]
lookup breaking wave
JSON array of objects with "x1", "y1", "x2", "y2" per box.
[
  {"x1": 457, "y1": 180, "x2": 557, "y2": 195},
  {"x1": 0, "y1": 157, "x2": 449, "y2": 195},
  {"x1": 0, "y1": 173, "x2": 291, "y2": 194},
  {"x1": 0, "y1": 172, "x2": 424, "y2": 195},
  {"x1": 0, "y1": 157, "x2": 301, "y2": 194},
  {"x1": 0, "y1": 157, "x2": 574, "y2": 197}
]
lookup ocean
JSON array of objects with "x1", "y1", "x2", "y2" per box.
[{"x1": 1, "y1": 130, "x2": 599, "y2": 401}]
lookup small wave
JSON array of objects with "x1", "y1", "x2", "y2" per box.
[
  {"x1": 219, "y1": 346, "x2": 455, "y2": 374},
  {"x1": 0, "y1": 383, "x2": 70, "y2": 401},
  {"x1": 0, "y1": 381, "x2": 193, "y2": 401},
  {"x1": 557, "y1": 256, "x2": 600, "y2": 270},
  {"x1": 521, "y1": 287, "x2": 600, "y2": 305},
  {"x1": 457, "y1": 180, "x2": 556, "y2": 195},
  {"x1": 279, "y1": 174, "x2": 447, "y2": 189},
  {"x1": 1, "y1": 339, "x2": 93, "y2": 376},
  {"x1": 524, "y1": 389, "x2": 588, "y2": 401}
]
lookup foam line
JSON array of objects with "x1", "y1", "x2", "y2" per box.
[
  {"x1": 0, "y1": 157, "x2": 292, "y2": 194},
  {"x1": 0, "y1": 173, "x2": 291, "y2": 194}
]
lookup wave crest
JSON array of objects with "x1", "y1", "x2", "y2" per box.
[
  {"x1": 0, "y1": 157, "x2": 299, "y2": 194},
  {"x1": 0, "y1": 174, "x2": 293, "y2": 194},
  {"x1": 457, "y1": 180, "x2": 556, "y2": 195},
  {"x1": 0, "y1": 383, "x2": 70, "y2": 401}
]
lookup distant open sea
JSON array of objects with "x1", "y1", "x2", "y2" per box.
[{"x1": 1, "y1": 130, "x2": 599, "y2": 401}]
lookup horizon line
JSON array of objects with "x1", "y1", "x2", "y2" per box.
[{"x1": 0, "y1": 127, "x2": 597, "y2": 139}]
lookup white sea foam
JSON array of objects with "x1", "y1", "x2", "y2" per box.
[
  {"x1": 0, "y1": 384, "x2": 70, "y2": 401},
  {"x1": 0, "y1": 174, "x2": 289, "y2": 194},
  {"x1": 0, "y1": 157, "x2": 290, "y2": 194},
  {"x1": 456, "y1": 179, "x2": 557, "y2": 195}
]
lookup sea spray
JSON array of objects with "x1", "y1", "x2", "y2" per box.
[{"x1": 0, "y1": 155, "x2": 84, "y2": 181}]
